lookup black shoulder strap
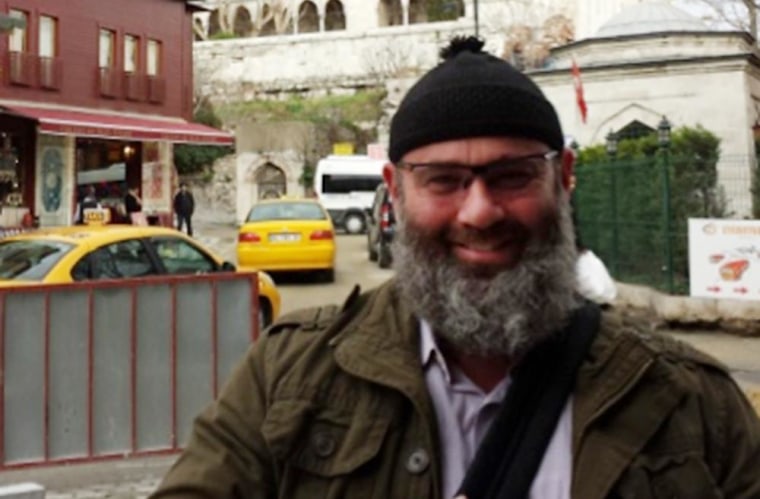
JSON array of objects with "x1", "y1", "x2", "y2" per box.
[{"x1": 457, "y1": 302, "x2": 601, "y2": 499}]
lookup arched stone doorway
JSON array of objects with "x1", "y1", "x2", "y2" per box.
[
  {"x1": 378, "y1": 0, "x2": 403, "y2": 27},
  {"x1": 325, "y1": 0, "x2": 346, "y2": 31},
  {"x1": 298, "y1": 1, "x2": 319, "y2": 33},
  {"x1": 233, "y1": 6, "x2": 253, "y2": 36},
  {"x1": 255, "y1": 163, "x2": 286, "y2": 199}
]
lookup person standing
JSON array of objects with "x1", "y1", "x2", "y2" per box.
[
  {"x1": 151, "y1": 37, "x2": 760, "y2": 499},
  {"x1": 124, "y1": 186, "x2": 143, "y2": 224},
  {"x1": 76, "y1": 185, "x2": 100, "y2": 224},
  {"x1": 173, "y1": 183, "x2": 194, "y2": 236}
]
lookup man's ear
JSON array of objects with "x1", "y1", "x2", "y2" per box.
[
  {"x1": 559, "y1": 148, "x2": 576, "y2": 192},
  {"x1": 383, "y1": 163, "x2": 399, "y2": 201}
]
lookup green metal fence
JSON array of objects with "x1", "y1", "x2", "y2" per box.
[{"x1": 573, "y1": 153, "x2": 758, "y2": 295}]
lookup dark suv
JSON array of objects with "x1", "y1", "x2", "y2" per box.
[{"x1": 365, "y1": 183, "x2": 395, "y2": 269}]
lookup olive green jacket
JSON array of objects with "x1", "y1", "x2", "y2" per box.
[{"x1": 152, "y1": 280, "x2": 760, "y2": 499}]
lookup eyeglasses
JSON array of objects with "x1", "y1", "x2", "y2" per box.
[{"x1": 396, "y1": 150, "x2": 558, "y2": 196}]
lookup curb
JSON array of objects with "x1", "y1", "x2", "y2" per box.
[{"x1": 614, "y1": 282, "x2": 760, "y2": 415}]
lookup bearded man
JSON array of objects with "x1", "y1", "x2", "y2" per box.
[{"x1": 151, "y1": 37, "x2": 760, "y2": 499}]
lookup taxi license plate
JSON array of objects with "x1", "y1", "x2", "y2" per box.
[{"x1": 269, "y1": 232, "x2": 301, "y2": 242}]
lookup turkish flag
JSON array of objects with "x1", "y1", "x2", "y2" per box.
[{"x1": 571, "y1": 58, "x2": 588, "y2": 124}]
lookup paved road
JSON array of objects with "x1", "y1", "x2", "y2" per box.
[{"x1": 0, "y1": 221, "x2": 757, "y2": 497}]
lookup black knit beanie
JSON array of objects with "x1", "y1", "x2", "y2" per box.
[{"x1": 388, "y1": 37, "x2": 564, "y2": 163}]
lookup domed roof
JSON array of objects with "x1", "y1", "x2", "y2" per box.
[{"x1": 596, "y1": 1, "x2": 708, "y2": 38}]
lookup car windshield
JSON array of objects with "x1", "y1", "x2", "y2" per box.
[
  {"x1": 0, "y1": 239, "x2": 75, "y2": 280},
  {"x1": 247, "y1": 202, "x2": 327, "y2": 222}
]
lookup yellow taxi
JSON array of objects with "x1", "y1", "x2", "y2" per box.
[
  {"x1": 237, "y1": 198, "x2": 336, "y2": 282},
  {"x1": 0, "y1": 225, "x2": 281, "y2": 327}
]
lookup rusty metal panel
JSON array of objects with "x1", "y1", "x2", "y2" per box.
[
  {"x1": 216, "y1": 279, "x2": 255, "y2": 390},
  {"x1": 135, "y1": 283, "x2": 172, "y2": 451},
  {"x1": 48, "y1": 289, "x2": 89, "y2": 460},
  {"x1": 3, "y1": 291, "x2": 46, "y2": 464},
  {"x1": 92, "y1": 287, "x2": 133, "y2": 455},
  {"x1": 175, "y1": 281, "x2": 214, "y2": 446}
]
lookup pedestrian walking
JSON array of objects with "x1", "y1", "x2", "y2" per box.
[
  {"x1": 173, "y1": 183, "x2": 194, "y2": 236},
  {"x1": 151, "y1": 36, "x2": 760, "y2": 499}
]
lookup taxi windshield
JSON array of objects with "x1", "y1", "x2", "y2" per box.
[
  {"x1": 247, "y1": 202, "x2": 327, "y2": 222},
  {"x1": 0, "y1": 240, "x2": 75, "y2": 280}
]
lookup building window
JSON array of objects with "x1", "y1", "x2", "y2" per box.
[
  {"x1": 147, "y1": 39, "x2": 164, "y2": 103},
  {"x1": 38, "y1": 15, "x2": 61, "y2": 89},
  {"x1": 98, "y1": 28, "x2": 118, "y2": 97},
  {"x1": 39, "y1": 15, "x2": 57, "y2": 57},
  {"x1": 8, "y1": 9, "x2": 28, "y2": 52},
  {"x1": 147, "y1": 39, "x2": 161, "y2": 76},
  {"x1": 99, "y1": 28, "x2": 115, "y2": 68},
  {"x1": 124, "y1": 34, "x2": 138, "y2": 73}
]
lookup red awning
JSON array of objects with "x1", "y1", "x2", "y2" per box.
[{"x1": 3, "y1": 105, "x2": 234, "y2": 145}]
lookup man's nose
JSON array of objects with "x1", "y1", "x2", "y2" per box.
[{"x1": 455, "y1": 177, "x2": 505, "y2": 228}]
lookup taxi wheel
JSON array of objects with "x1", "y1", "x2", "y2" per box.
[{"x1": 320, "y1": 268, "x2": 335, "y2": 283}]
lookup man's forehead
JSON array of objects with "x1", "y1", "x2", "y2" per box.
[{"x1": 402, "y1": 136, "x2": 551, "y2": 164}]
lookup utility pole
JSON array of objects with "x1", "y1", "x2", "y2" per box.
[{"x1": 474, "y1": 0, "x2": 479, "y2": 38}]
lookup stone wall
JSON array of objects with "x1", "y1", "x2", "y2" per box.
[{"x1": 181, "y1": 154, "x2": 238, "y2": 225}]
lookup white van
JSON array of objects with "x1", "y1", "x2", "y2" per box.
[{"x1": 313, "y1": 155, "x2": 385, "y2": 234}]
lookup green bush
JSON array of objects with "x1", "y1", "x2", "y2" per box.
[
  {"x1": 174, "y1": 99, "x2": 232, "y2": 175},
  {"x1": 574, "y1": 125, "x2": 724, "y2": 294}
]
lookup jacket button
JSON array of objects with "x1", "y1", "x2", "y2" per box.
[
  {"x1": 406, "y1": 448, "x2": 430, "y2": 474},
  {"x1": 311, "y1": 432, "x2": 336, "y2": 458}
]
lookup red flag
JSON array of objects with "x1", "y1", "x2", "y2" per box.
[{"x1": 571, "y1": 58, "x2": 588, "y2": 124}]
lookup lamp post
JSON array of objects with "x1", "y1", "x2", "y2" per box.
[
  {"x1": 605, "y1": 129, "x2": 619, "y2": 275},
  {"x1": 657, "y1": 115, "x2": 674, "y2": 293},
  {"x1": 605, "y1": 129, "x2": 618, "y2": 157},
  {"x1": 473, "y1": 0, "x2": 480, "y2": 38}
]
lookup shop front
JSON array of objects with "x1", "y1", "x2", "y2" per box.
[{"x1": 0, "y1": 105, "x2": 233, "y2": 230}]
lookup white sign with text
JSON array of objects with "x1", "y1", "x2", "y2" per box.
[{"x1": 688, "y1": 218, "x2": 760, "y2": 301}]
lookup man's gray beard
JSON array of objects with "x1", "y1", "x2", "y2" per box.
[{"x1": 392, "y1": 197, "x2": 580, "y2": 358}]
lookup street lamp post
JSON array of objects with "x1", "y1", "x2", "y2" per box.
[
  {"x1": 657, "y1": 115, "x2": 674, "y2": 294},
  {"x1": 605, "y1": 130, "x2": 619, "y2": 275}
]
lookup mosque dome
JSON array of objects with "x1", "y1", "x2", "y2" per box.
[{"x1": 595, "y1": 1, "x2": 709, "y2": 38}]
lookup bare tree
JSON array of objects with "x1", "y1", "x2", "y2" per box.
[
  {"x1": 501, "y1": 14, "x2": 574, "y2": 69},
  {"x1": 676, "y1": 0, "x2": 757, "y2": 39}
]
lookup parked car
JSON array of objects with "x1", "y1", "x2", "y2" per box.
[
  {"x1": 237, "y1": 198, "x2": 336, "y2": 282},
  {"x1": 365, "y1": 183, "x2": 395, "y2": 269},
  {"x1": 0, "y1": 225, "x2": 281, "y2": 328}
]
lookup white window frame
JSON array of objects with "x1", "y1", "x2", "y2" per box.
[
  {"x1": 124, "y1": 34, "x2": 138, "y2": 73},
  {"x1": 99, "y1": 28, "x2": 115, "y2": 68},
  {"x1": 8, "y1": 9, "x2": 28, "y2": 53},
  {"x1": 39, "y1": 15, "x2": 57, "y2": 58},
  {"x1": 147, "y1": 39, "x2": 161, "y2": 76}
]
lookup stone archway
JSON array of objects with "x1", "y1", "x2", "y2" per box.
[
  {"x1": 325, "y1": 0, "x2": 346, "y2": 31},
  {"x1": 233, "y1": 5, "x2": 254, "y2": 36},
  {"x1": 378, "y1": 0, "x2": 403, "y2": 27},
  {"x1": 298, "y1": 1, "x2": 319, "y2": 33},
  {"x1": 408, "y1": 0, "x2": 427, "y2": 24},
  {"x1": 254, "y1": 163, "x2": 286, "y2": 199}
]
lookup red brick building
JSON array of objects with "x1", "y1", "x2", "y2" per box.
[{"x1": 0, "y1": 0, "x2": 232, "y2": 228}]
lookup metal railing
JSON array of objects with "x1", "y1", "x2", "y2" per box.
[
  {"x1": 574, "y1": 154, "x2": 758, "y2": 294},
  {"x1": 0, "y1": 272, "x2": 259, "y2": 469}
]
